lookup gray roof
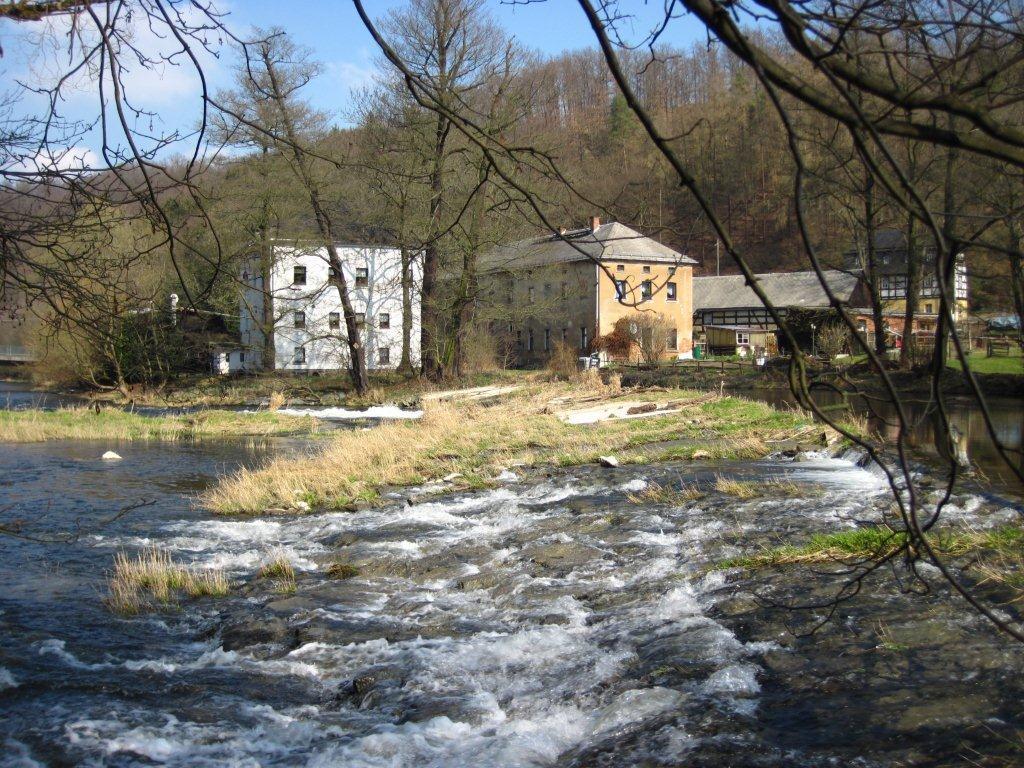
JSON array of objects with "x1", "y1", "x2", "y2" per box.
[
  {"x1": 482, "y1": 222, "x2": 696, "y2": 271},
  {"x1": 694, "y1": 269, "x2": 860, "y2": 312}
]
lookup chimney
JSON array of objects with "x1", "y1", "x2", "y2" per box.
[{"x1": 589, "y1": 215, "x2": 601, "y2": 232}]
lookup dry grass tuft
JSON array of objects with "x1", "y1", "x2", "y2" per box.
[
  {"x1": 714, "y1": 476, "x2": 760, "y2": 499},
  {"x1": 713, "y1": 475, "x2": 807, "y2": 499},
  {"x1": 627, "y1": 480, "x2": 705, "y2": 505},
  {"x1": 258, "y1": 552, "x2": 297, "y2": 593},
  {"x1": 106, "y1": 548, "x2": 229, "y2": 614},
  {"x1": 268, "y1": 391, "x2": 287, "y2": 411}
]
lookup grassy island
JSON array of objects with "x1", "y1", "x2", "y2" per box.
[
  {"x1": 206, "y1": 381, "x2": 823, "y2": 515},
  {"x1": 0, "y1": 407, "x2": 321, "y2": 443}
]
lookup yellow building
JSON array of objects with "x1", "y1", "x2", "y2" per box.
[{"x1": 483, "y1": 218, "x2": 695, "y2": 365}]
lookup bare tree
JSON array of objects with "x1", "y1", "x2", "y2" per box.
[{"x1": 353, "y1": 0, "x2": 1024, "y2": 643}]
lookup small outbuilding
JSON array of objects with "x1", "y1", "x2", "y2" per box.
[{"x1": 704, "y1": 325, "x2": 776, "y2": 357}]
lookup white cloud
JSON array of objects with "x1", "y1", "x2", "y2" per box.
[{"x1": 326, "y1": 57, "x2": 380, "y2": 94}]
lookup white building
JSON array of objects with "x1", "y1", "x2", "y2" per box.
[{"x1": 238, "y1": 244, "x2": 420, "y2": 372}]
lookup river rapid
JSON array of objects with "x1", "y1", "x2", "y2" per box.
[{"x1": 1, "y1": 421, "x2": 1023, "y2": 764}]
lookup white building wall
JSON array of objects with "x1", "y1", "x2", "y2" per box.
[{"x1": 242, "y1": 245, "x2": 421, "y2": 372}]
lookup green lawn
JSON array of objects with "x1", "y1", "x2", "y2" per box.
[{"x1": 948, "y1": 350, "x2": 1024, "y2": 375}]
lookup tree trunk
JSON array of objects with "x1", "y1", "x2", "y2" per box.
[
  {"x1": 420, "y1": 109, "x2": 450, "y2": 381},
  {"x1": 934, "y1": 130, "x2": 960, "y2": 373},
  {"x1": 862, "y1": 170, "x2": 887, "y2": 356},
  {"x1": 397, "y1": 247, "x2": 415, "y2": 376},
  {"x1": 258, "y1": 146, "x2": 276, "y2": 371},
  {"x1": 262, "y1": 47, "x2": 368, "y2": 393},
  {"x1": 899, "y1": 215, "x2": 921, "y2": 370}
]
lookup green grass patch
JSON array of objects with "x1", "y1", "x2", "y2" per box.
[
  {"x1": 718, "y1": 525, "x2": 1024, "y2": 572},
  {"x1": 326, "y1": 562, "x2": 360, "y2": 579},
  {"x1": 0, "y1": 407, "x2": 322, "y2": 443},
  {"x1": 948, "y1": 350, "x2": 1024, "y2": 375}
]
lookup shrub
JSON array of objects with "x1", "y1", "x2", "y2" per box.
[{"x1": 546, "y1": 340, "x2": 579, "y2": 380}]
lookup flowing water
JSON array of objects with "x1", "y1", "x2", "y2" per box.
[
  {"x1": 1, "y1": 384, "x2": 1023, "y2": 766},
  {"x1": 747, "y1": 387, "x2": 1024, "y2": 496}
]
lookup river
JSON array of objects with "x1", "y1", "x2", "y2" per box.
[
  {"x1": 746, "y1": 386, "x2": 1024, "y2": 496},
  {"x1": 0, "y1": 385, "x2": 1022, "y2": 765}
]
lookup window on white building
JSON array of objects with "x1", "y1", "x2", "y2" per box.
[
  {"x1": 355, "y1": 312, "x2": 366, "y2": 325},
  {"x1": 736, "y1": 332, "x2": 750, "y2": 345},
  {"x1": 328, "y1": 312, "x2": 340, "y2": 330},
  {"x1": 294, "y1": 346, "x2": 306, "y2": 364},
  {"x1": 294, "y1": 311, "x2": 305, "y2": 328},
  {"x1": 378, "y1": 347, "x2": 390, "y2": 365},
  {"x1": 293, "y1": 266, "x2": 306, "y2": 285},
  {"x1": 378, "y1": 312, "x2": 390, "y2": 329},
  {"x1": 355, "y1": 267, "x2": 368, "y2": 287}
]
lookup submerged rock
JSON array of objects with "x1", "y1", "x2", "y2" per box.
[
  {"x1": 100, "y1": 450, "x2": 122, "y2": 460},
  {"x1": 220, "y1": 616, "x2": 296, "y2": 652},
  {"x1": 522, "y1": 541, "x2": 606, "y2": 571}
]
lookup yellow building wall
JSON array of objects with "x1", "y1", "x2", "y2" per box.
[{"x1": 597, "y1": 262, "x2": 693, "y2": 357}]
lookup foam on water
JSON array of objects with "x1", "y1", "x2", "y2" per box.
[{"x1": 14, "y1": 452, "x2": 940, "y2": 766}]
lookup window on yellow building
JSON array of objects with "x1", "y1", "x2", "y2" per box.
[{"x1": 666, "y1": 282, "x2": 677, "y2": 301}]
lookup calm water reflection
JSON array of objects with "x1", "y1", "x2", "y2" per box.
[{"x1": 749, "y1": 387, "x2": 1023, "y2": 496}]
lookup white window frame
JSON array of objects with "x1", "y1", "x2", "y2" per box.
[{"x1": 736, "y1": 332, "x2": 750, "y2": 346}]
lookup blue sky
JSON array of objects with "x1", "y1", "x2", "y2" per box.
[{"x1": 0, "y1": 1, "x2": 707, "y2": 170}]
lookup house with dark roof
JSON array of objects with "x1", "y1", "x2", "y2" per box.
[
  {"x1": 482, "y1": 217, "x2": 697, "y2": 364},
  {"x1": 693, "y1": 270, "x2": 863, "y2": 330},
  {"x1": 844, "y1": 228, "x2": 969, "y2": 343}
]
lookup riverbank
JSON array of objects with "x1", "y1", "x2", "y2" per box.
[
  {"x1": 618, "y1": 357, "x2": 1024, "y2": 398},
  {"x1": 0, "y1": 407, "x2": 323, "y2": 442},
  {"x1": 206, "y1": 381, "x2": 828, "y2": 515},
  {"x1": 49, "y1": 369, "x2": 528, "y2": 409}
]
